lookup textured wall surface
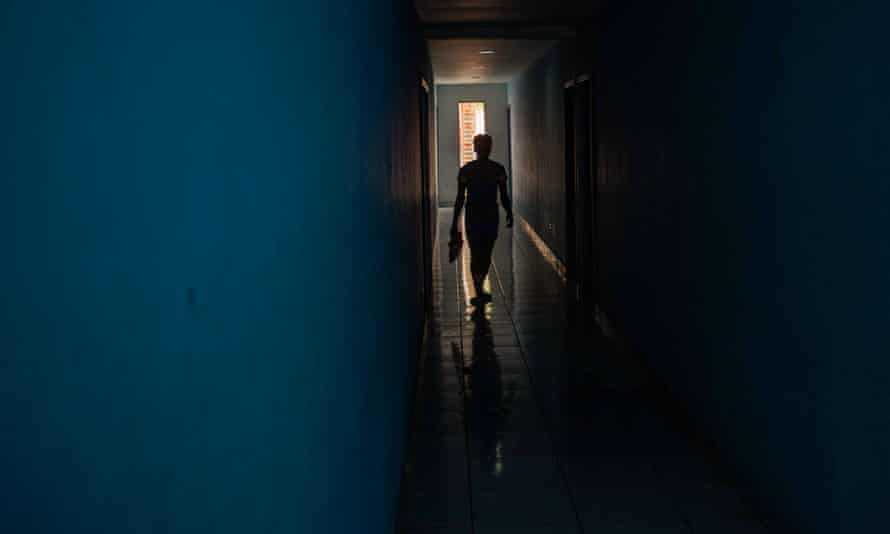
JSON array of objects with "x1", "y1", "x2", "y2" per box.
[
  {"x1": 510, "y1": 1, "x2": 890, "y2": 532},
  {"x1": 594, "y1": 2, "x2": 890, "y2": 531},
  {"x1": 508, "y1": 48, "x2": 567, "y2": 261},
  {"x1": 0, "y1": 1, "x2": 430, "y2": 533},
  {"x1": 436, "y1": 84, "x2": 509, "y2": 206}
]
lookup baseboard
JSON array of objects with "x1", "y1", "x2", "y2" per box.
[{"x1": 516, "y1": 214, "x2": 567, "y2": 282}]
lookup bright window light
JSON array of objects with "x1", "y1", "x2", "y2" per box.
[{"x1": 458, "y1": 102, "x2": 486, "y2": 167}]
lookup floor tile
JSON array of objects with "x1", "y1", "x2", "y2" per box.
[{"x1": 398, "y1": 209, "x2": 772, "y2": 534}]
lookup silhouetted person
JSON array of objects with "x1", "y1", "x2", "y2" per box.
[{"x1": 451, "y1": 133, "x2": 513, "y2": 303}]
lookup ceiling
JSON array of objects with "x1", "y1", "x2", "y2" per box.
[
  {"x1": 417, "y1": 1, "x2": 604, "y2": 85},
  {"x1": 430, "y1": 39, "x2": 554, "y2": 84},
  {"x1": 416, "y1": 0, "x2": 603, "y2": 25}
]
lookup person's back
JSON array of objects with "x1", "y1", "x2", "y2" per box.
[
  {"x1": 460, "y1": 158, "x2": 507, "y2": 236},
  {"x1": 451, "y1": 134, "x2": 513, "y2": 303}
]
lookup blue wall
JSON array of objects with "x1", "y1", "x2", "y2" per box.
[
  {"x1": 1, "y1": 1, "x2": 429, "y2": 532},
  {"x1": 510, "y1": 1, "x2": 890, "y2": 531}
]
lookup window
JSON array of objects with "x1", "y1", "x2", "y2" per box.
[{"x1": 458, "y1": 102, "x2": 486, "y2": 167}]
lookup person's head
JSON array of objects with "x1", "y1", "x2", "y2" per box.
[{"x1": 473, "y1": 133, "x2": 492, "y2": 160}]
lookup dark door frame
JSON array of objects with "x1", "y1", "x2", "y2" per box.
[
  {"x1": 588, "y1": 75, "x2": 599, "y2": 306},
  {"x1": 575, "y1": 76, "x2": 595, "y2": 305},
  {"x1": 419, "y1": 77, "x2": 433, "y2": 311},
  {"x1": 506, "y1": 104, "x2": 513, "y2": 198},
  {"x1": 563, "y1": 81, "x2": 577, "y2": 285},
  {"x1": 564, "y1": 75, "x2": 598, "y2": 306}
]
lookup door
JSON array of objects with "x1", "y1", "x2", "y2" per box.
[
  {"x1": 574, "y1": 77, "x2": 595, "y2": 304},
  {"x1": 563, "y1": 84, "x2": 577, "y2": 283},
  {"x1": 419, "y1": 79, "x2": 433, "y2": 311}
]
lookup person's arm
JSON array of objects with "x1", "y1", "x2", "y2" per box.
[
  {"x1": 451, "y1": 176, "x2": 468, "y2": 236},
  {"x1": 498, "y1": 173, "x2": 513, "y2": 228}
]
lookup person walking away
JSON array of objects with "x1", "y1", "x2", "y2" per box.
[{"x1": 450, "y1": 133, "x2": 513, "y2": 303}]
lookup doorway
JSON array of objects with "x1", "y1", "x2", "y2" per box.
[
  {"x1": 563, "y1": 83, "x2": 577, "y2": 286},
  {"x1": 435, "y1": 84, "x2": 508, "y2": 206},
  {"x1": 564, "y1": 77, "x2": 597, "y2": 305},
  {"x1": 419, "y1": 79, "x2": 433, "y2": 311},
  {"x1": 506, "y1": 105, "x2": 513, "y2": 197},
  {"x1": 574, "y1": 77, "x2": 595, "y2": 304}
]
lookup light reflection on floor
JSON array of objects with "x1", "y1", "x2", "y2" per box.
[{"x1": 397, "y1": 208, "x2": 772, "y2": 534}]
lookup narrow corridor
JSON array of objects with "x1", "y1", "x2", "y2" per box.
[
  {"x1": 5, "y1": 2, "x2": 889, "y2": 532},
  {"x1": 398, "y1": 209, "x2": 772, "y2": 534}
]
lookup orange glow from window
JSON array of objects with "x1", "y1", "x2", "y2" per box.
[{"x1": 458, "y1": 102, "x2": 486, "y2": 167}]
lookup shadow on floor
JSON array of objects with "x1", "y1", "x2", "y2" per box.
[{"x1": 397, "y1": 208, "x2": 772, "y2": 534}]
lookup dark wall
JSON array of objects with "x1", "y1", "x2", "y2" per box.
[
  {"x1": 508, "y1": 48, "x2": 567, "y2": 259},
  {"x1": 1, "y1": 1, "x2": 431, "y2": 533},
  {"x1": 510, "y1": 1, "x2": 890, "y2": 532}
]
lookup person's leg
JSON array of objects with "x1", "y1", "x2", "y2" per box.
[
  {"x1": 470, "y1": 236, "x2": 495, "y2": 299},
  {"x1": 467, "y1": 236, "x2": 483, "y2": 294},
  {"x1": 480, "y1": 238, "x2": 495, "y2": 284}
]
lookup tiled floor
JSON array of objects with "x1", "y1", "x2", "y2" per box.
[{"x1": 398, "y1": 208, "x2": 771, "y2": 534}]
